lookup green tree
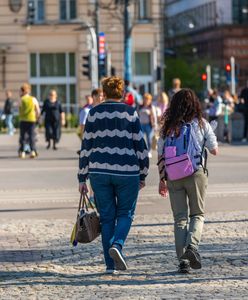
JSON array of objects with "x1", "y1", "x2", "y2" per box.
[{"x1": 164, "y1": 57, "x2": 212, "y2": 95}]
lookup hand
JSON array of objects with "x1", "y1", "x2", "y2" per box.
[
  {"x1": 159, "y1": 180, "x2": 168, "y2": 197},
  {"x1": 139, "y1": 181, "x2": 146, "y2": 190},
  {"x1": 79, "y1": 182, "x2": 88, "y2": 194}
]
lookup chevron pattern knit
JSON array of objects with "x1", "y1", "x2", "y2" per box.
[{"x1": 78, "y1": 101, "x2": 149, "y2": 183}]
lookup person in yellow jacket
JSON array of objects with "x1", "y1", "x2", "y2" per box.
[{"x1": 19, "y1": 83, "x2": 40, "y2": 158}]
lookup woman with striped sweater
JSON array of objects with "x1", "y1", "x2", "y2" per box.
[{"x1": 78, "y1": 76, "x2": 149, "y2": 273}]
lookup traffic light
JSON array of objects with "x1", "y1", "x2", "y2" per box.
[
  {"x1": 156, "y1": 66, "x2": 161, "y2": 81},
  {"x1": 201, "y1": 73, "x2": 207, "y2": 81},
  {"x1": 82, "y1": 54, "x2": 91, "y2": 80},
  {"x1": 111, "y1": 67, "x2": 116, "y2": 76},
  {"x1": 225, "y1": 63, "x2": 232, "y2": 83},
  {"x1": 225, "y1": 63, "x2": 231, "y2": 72},
  {"x1": 99, "y1": 57, "x2": 106, "y2": 78},
  {"x1": 27, "y1": 0, "x2": 35, "y2": 25}
]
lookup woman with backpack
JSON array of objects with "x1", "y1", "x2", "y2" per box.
[{"x1": 157, "y1": 89, "x2": 218, "y2": 273}]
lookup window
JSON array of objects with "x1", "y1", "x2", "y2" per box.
[
  {"x1": 30, "y1": 53, "x2": 76, "y2": 112},
  {"x1": 40, "y1": 54, "x2": 66, "y2": 77},
  {"x1": 134, "y1": 52, "x2": 151, "y2": 76},
  {"x1": 137, "y1": 0, "x2": 150, "y2": 20},
  {"x1": 27, "y1": 0, "x2": 45, "y2": 23},
  {"x1": 233, "y1": 0, "x2": 248, "y2": 24},
  {"x1": 60, "y1": 0, "x2": 77, "y2": 21}
]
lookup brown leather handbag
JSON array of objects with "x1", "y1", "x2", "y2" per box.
[{"x1": 75, "y1": 193, "x2": 101, "y2": 244}]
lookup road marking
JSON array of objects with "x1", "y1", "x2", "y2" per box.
[{"x1": 0, "y1": 183, "x2": 248, "y2": 204}]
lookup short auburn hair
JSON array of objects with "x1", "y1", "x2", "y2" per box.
[
  {"x1": 101, "y1": 76, "x2": 124, "y2": 99},
  {"x1": 20, "y1": 83, "x2": 31, "y2": 94}
]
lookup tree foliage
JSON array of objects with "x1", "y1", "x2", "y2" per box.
[{"x1": 164, "y1": 57, "x2": 212, "y2": 94}]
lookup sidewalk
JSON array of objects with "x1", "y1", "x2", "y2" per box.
[
  {"x1": 0, "y1": 133, "x2": 248, "y2": 299},
  {"x1": 1, "y1": 211, "x2": 248, "y2": 299}
]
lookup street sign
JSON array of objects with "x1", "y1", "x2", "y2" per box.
[{"x1": 98, "y1": 32, "x2": 106, "y2": 78}]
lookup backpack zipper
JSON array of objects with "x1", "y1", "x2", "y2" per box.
[{"x1": 166, "y1": 157, "x2": 188, "y2": 166}]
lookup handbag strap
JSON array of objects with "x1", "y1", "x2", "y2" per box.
[{"x1": 78, "y1": 192, "x2": 95, "y2": 212}]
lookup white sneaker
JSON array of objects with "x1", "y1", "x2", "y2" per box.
[
  {"x1": 105, "y1": 269, "x2": 118, "y2": 275},
  {"x1": 19, "y1": 152, "x2": 26, "y2": 159},
  {"x1": 148, "y1": 151, "x2": 152, "y2": 158},
  {"x1": 30, "y1": 151, "x2": 37, "y2": 158}
]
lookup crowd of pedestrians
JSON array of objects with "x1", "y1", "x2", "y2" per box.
[
  {"x1": 204, "y1": 85, "x2": 248, "y2": 142},
  {"x1": 1, "y1": 75, "x2": 248, "y2": 275},
  {"x1": 2, "y1": 77, "x2": 248, "y2": 159}
]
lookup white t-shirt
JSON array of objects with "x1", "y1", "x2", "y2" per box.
[{"x1": 79, "y1": 105, "x2": 93, "y2": 125}]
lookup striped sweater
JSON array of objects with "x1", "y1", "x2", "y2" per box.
[{"x1": 78, "y1": 101, "x2": 149, "y2": 183}]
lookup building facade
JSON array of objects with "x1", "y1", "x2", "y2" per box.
[
  {"x1": 0, "y1": 0, "x2": 164, "y2": 111},
  {"x1": 165, "y1": 0, "x2": 248, "y2": 89}
]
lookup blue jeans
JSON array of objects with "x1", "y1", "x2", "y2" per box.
[
  {"x1": 89, "y1": 173, "x2": 139, "y2": 269},
  {"x1": 5, "y1": 114, "x2": 14, "y2": 135},
  {"x1": 141, "y1": 124, "x2": 153, "y2": 151}
]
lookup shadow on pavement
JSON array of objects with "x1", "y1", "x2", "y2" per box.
[
  {"x1": 0, "y1": 270, "x2": 247, "y2": 287},
  {"x1": 0, "y1": 207, "x2": 77, "y2": 213},
  {"x1": 133, "y1": 219, "x2": 248, "y2": 227}
]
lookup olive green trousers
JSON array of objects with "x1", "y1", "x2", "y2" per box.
[{"x1": 167, "y1": 168, "x2": 208, "y2": 260}]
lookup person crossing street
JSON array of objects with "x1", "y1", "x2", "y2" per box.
[{"x1": 18, "y1": 83, "x2": 40, "y2": 159}]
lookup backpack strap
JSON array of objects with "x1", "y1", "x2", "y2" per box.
[
  {"x1": 200, "y1": 137, "x2": 208, "y2": 176},
  {"x1": 190, "y1": 120, "x2": 208, "y2": 176}
]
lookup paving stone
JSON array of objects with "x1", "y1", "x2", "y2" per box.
[{"x1": 0, "y1": 212, "x2": 248, "y2": 299}]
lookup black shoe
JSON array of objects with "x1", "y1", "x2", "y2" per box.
[
  {"x1": 109, "y1": 244, "x2": 127, "y2": 271},
  {"x1": 53, "y1": 140, "x2": 57, "y2": 150},
  {"x1": 180, "y1": 245, "x2": 202, "y2": 269},
  {"x1": 178, "y1": 260, "x2": 190, "y2": 274},
  {"x1": 46, "y1": 141, "x2": 51, "y2": 149}
]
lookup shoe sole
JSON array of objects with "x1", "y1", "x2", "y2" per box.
[
  {"x1": 105, "y1": 269, "x2": 118, "y2": 275},
  {"x1": 181, "y1": 250, "x2": 202, "y2": 269},
  {"x1": 109, "y1": 248, "x2": 127, "y2": 271}
]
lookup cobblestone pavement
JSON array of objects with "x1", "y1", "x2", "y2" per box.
[{"x1": 0, "y1": 211, "x2": 248, "y2": 299}]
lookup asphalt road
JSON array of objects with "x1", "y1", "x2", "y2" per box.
[{"x1": 0, "y1": 132, "x2": 248, "y2": 219}]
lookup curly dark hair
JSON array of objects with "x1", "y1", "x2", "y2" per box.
[{"x1": 160, "y1": 88, "x2": 203, "y2": 138}]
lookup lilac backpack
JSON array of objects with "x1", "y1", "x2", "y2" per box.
[{"x1": 164, "y1": 121, "x2": 204, "y2": 181}]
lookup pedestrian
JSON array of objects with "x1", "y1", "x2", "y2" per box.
[
  {"x1": 157, "y1": 89, "x2": 218, "y2": 274},
  {"x1": 41, "y1": 90, "x2": 65, "y2": 150},
  {"x1": 78, "y1": 95, "x2": 94, "y2": 139},
  {"x1": 139, "y1": 93, "x2": 157, "y2": 158},
  {"x1": 208, "y1": 89, "x2": 222, "y2": 122},
  {"x1": 78, "y1": 89, "x2": 103, "y2": 205},
  {"x1": 3, "y1": 90, "x2": 15, "y2": 135},
  {"x1": 156, "y1": 91, "x2": 169, "y2": 123},
  {"x1": 78, "y1": 76, "x2": 149, "y2": 274},
  {"x1": 125, "y1": 80, "x2": 142, "y2": 109},
  {"x1": 91, "y1": 88, "x2": 104, "y2": 106},
  {"x1": 123, "y1": 91, "x2": 135, "y2": 107},
  {"x1": 239, "y1": 82, "x2": 248, "y2": 142},
  {"x1": 18, "y1": 83, "x2": 40, "y2": 159},
  {"x1": 222, "y1": 90, "x2": 234, "y2": 143},
  {"x1": 168, "y1": 78, "x2": 181, "y2": 100}
]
